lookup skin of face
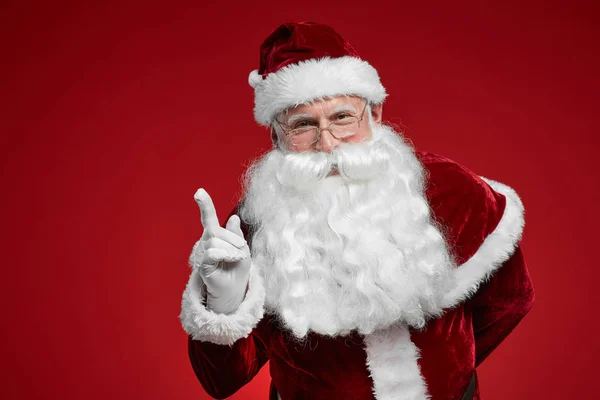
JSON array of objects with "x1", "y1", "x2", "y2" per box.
[{"x1": 276, "y1": 95, "x2": 383, "y2": 153}]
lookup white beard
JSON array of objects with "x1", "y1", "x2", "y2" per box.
[{"x1": 239, "y1": 125, "x2": 456, "y2": 339}]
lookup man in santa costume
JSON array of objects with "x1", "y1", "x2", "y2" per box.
[{"x1": 180, "y1": 22, "x2": 534, "y2": 400}]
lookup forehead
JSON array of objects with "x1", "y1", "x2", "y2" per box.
[{"x1": 283, "y1": 95, "x2": 364, "y2": 118}]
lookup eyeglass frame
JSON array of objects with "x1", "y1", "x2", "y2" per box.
[{"x1": 275, "y1": 101, "x2": 369, "y2": 147}]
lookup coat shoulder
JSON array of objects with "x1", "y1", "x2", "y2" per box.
[{"x1": 415, "y1": 151, "x2": 508, "y2": 265}]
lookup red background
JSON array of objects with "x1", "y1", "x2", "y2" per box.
[{"x1": 1, "y1": 0, "x2": 598, "y2": 399}]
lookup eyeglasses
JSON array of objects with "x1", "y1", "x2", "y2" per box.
[{"x1": 276, "y1": 102, "x2": 368, "y2": 147}]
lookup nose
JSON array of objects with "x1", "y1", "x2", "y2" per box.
[{"x1": 315, "y1": 129, "x2": 341, "y2": 152}]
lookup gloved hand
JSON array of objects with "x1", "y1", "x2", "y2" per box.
[{"x1": 190, "y1": 188, "x2": 251, "y2": 315}]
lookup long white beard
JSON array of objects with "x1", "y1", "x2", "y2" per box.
[{"x1": 239, "y1": 125, "x2": 456, "y2": 339}]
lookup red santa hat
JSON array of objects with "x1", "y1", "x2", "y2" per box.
[{"x1": 248, "y1": 22, "x2": 388, "y2": 126}]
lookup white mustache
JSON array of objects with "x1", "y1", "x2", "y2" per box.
[{"x1": 276, "y1": 140, "x2": 391, "y2": 190}]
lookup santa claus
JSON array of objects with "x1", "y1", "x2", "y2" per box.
[{"x1": 180, "y1": 22, "x2": 534, "y2": 400}]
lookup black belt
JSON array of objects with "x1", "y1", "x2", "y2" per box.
[
  {"x1": 461, "y1": 372, "x2": 477, "y2": 400},
  {"x1": 269, "y1": 372, "x2": 477, "y2": 399}
]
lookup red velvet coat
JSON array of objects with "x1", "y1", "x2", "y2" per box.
[{"x1": 180, "y1": 151, "x2": 535, "y2": 400}]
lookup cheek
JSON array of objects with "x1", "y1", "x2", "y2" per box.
[
  {"x1": 289, "y1": 146, "x2": 309, "y2": 153},
  {"x1": 347, "y1": 127, "x2": 372, "y2": 144},
  {"x1": 283, "y1": 138, "x2": 311, "y2": 153}
]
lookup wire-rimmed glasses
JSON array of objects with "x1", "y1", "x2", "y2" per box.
[{"x1": 276, "y1": 102, "x2": 368, "y2": 147}]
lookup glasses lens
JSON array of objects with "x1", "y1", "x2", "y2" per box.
[
  {"x1": 330, "y1": 119, "x2": 360, "y2": 138},
  {"x1": 290, "y1": 127, "x2": 318, "y2": 146}
]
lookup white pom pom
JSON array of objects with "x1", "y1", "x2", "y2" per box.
[{"x1": 248, "y1": 70, "x2": 263, "y2": 88}]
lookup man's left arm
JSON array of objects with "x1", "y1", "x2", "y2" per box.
[{"x1": 420, "y1": 152, "x2": 535, "y2": 365}]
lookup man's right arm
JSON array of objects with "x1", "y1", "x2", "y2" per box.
[{"x1": 179, "y1": 190, "x2": 268, "y2": 397}]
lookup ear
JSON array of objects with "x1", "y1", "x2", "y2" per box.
[
  {"x1": 270, "y1": 126, "x2": 278, "y2": 146},
  {"x1": 370, "y1": 103, "x2": 383, "y2": 125}
]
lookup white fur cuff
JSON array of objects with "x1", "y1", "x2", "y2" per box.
[
  {"x1": 180, "y1": 264, "x2": 265, "y2": 345},
  {"x1": 442, "y1": 177, "x2": 525, "y2": 308}
]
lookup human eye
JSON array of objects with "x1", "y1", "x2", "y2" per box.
[
  {"x1": 291, "y1": 120, "x2": 317, "y2": 130},
  {"x1": 336, "y1": 112, "x2": 352, "y2": 119},
  {"x1": 332, "y1": 112, "x2": 355, "y2": 124}
]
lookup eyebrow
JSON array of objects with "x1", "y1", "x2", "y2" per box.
[
  {"x1": 331, "y1": 104, "x2": 358, "y2": 115},
  {"x1": 285, "y1": 105, "x2": 359, "y2": 125}
]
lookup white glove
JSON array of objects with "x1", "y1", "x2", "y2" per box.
[{"x1": 190, "y1": 188, "x2": 251, "y2": 315}]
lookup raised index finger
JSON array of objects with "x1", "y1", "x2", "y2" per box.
[{"x1": 194, "y1": 188, "x2": 219, "y2": 231}]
